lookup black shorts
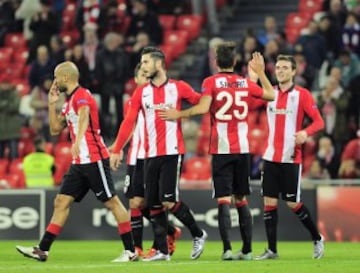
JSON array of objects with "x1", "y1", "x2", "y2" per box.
[
  {"x1": 124, "y1": 159, "x2": 145, "y2": 199},
  {"x1": 144, "y1": 155, "x2": 182, "y2": 207},
  {"x1": 261, "y1": 160, "x2": 302, "y2": 202},
  {"x1": 60, "y1": 158, "x2": 116, "y2": 202},
  {"x1": 212, "y1": 154, "x2": 251, "y2": 198}
]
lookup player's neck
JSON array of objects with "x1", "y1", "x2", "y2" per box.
[
  {"x1": 279, "y1": 81, "x2": 293, "y2": 92},
  {"x1": 151, "y1": 71, "x2": 167, "y2": 87},
  {"x1": 218, "y1": 68, "x2": 234, "y2": 73},
  {"x1": 66, "y1": 83, "x2": 80, "y2": 96}
]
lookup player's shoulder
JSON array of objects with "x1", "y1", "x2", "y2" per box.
[{"x1": 294, "y1": 85, "x2": 311, "y2": 94}]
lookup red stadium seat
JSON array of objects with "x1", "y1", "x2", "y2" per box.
[
  {"x1": 163, "y1": 30, "x2": 189, "y2": 59},
  {"x1": 298, "y1": 0, "x2": 323, "y2": 15},
  {"x1": 285, "y1": 27, "x2": 302, "y2": 45},
  {"x1": 57, "y1": 127, "x2": 71, "y2": 143},
  {"x1": 8, "y1": 158, "x2": 26, "y2": 188},
  {"x1": 54, "y1": 142, "x2": 73, "y2": 163},
  {"x1": 60, "y1": 30, "x2": 80, "y2": 48},
  {"x1": 63, "y1": 3, "x2": 77, "y2": 17},
  {"x1": 158, "y1": 44, "x2": 174, "y2": 67},
  {"x1": 159, "y1": 15, "x2": 176, "y2": 31},
  {"x1": 0, "y1": 173, "x2": 22, "y2": 188},
  {"x1": 176, "y1": 15, "x2": 203, "y2": 41},
  {"x1": 124, "y1": 78, "x2": 137, "y2": 96},
  {"x1": 18, "y1": 140, "x2": 35, "y2": 158},
  {"x1": 0, "y1": 47, "x2": 13, "y2": 63},
  {"x1": 285, "y1": 12, "x2": 312, "y2": 30},
  {"x1": 4, "y1": 33, "x2": 27, "y2": 49},
  {"x1": 0, "y1": 158, "x2": 9, "y2": 175},
  {"x1": 249, "y1": 127, "x2": 268, "y2": 156},
  {"x1": 181, "y1": 156, "x2": 211, "y2": 180},
  {"x1": 12, "y1": 79, "x2": 30, "y2": 96}
]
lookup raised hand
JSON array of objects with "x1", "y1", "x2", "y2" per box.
[{"x1": 48, "y1": 81, "x2": 60, "y2": 105}]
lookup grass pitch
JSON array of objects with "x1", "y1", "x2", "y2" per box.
[{"x1": 1, "y1": 240, "x2": 359, "y2": 273}]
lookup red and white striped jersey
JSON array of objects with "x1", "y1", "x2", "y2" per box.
[
  {"x1": 115, "y1": 79, "x2": 200, "y2": 158},
  {"x1": 61, "y1": 86, "x2": 109, "y2": 164},
  {"x1": 126, "y1": 112, "x2": 146, "y2": 165},
  {"x1": 263, "y1": 85, "x2": 324, "y2": 163},
  {"x1": 202, "y1": 73, "x2": 264, "y2": 154}
]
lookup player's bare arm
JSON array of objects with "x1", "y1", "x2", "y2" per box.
[
  {"x1": 249, "y1": 52, "x2": 275, "y2": 101},
  {"x1": 48, "y1": 81, "x2": 66, "y2": 135},
  {"x1": 159, "y1": 96, "x2": 212, "y2": 120},
  {"x1": 72, "y1": 105, "x2": 90, "y2": 158}
]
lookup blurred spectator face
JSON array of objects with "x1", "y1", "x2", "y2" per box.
[
  {"x1": 132, "y1": 0, "x2": 147, "y2": 15},
  {"x1": 264, "y1": 16, "x2": 277, "y2": 32},
  {"x1": 104, "y1": 32, "x2": 122, "y2": 51},
  {"x1": 345, "y1": 13, "x2": 358, "y2": 26},
  {"x1": 339, "y1": 53, "x2": 351, "y2": 65},
  {"x1": 329, "y1": 67, "x2": 342, "y2": 82},
  {"x1": 330, "y1": 0, "x2": 342, "y2": 13},
  {"x1": 319, "y1": 136, "x2": 333, "y2": 153},
  {"x1": 73, "y1": 45, "x2": 84, "y2": 60},
  {"x1": 83, "y1": 23, "x2": 98, "y2": 44},
  {"x1": 308, "y1": 20, "x2": 319, "y2": 34},
  {"x1": 37, "y1": 46, "x2": 49, "y2": 65},
  {"x1": 243, "y1": 36, "x2": 257, "y2": 52},
  {"x1": 265, "y1": 40, "x2": 279, "y2": 55},
  {"x1": 324, "y1": 76, "x2": 339, "y2": 92},
  {"x1": 319, "y1": 17, "x2": 331, "y2": 31},
  {"x1": 136, "y1": 32, "x2": 150, "y2": 47},
  {"x1": 50, "y1": 36, "x2": 63, "y2": 52}
]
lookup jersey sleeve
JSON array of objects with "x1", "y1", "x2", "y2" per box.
[
  {"x1": 178, "y1": 80, "x2": 201, "y2": 105},
  {"x1": 247, "y1": 79, "x2": 264, "y2": 98},
  {"x1": 73, "y1": 89, "x2": 92, "y2": 112},
  {"x1": 112, "y1": 88, "x2": 142, "y2": 153},
  {"x1": 303, "y1": 90, "x2": 325, "y2": 136}
]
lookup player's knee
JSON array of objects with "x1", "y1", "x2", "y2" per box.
[
  {"x1": 53, "y1": 194, "x2": 72, "y2": 210},
  {"x1": 129, "y1": 197, "x2": 145, "y2": 209}
]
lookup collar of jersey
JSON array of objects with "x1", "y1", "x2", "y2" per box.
[{"x1": 66, "y1": 85, "x2": 81, "y2": 99}]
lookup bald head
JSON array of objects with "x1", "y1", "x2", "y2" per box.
[
  {"x1": 54, "y1": 61, "x2": 80, "y2": 94},
  {"x1": 55, "y1": 61, "x2": 80, "y2": 82}
]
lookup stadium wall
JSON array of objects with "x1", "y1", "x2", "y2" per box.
[{"x1": 0, "y1": 184, "x2": 359, "y2": 242}]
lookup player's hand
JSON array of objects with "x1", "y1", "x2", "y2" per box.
[
  {"x1": 158, "y1": 108, "x2": 180, "y2": 120},
  {"x1": 48, "y1": 81, "x2": 60, "y2": 105},
  {"x1": 249, "y1": 52, "x2": 265, "y2": 74},
  {"x1": 295, "y1": 130, "x2": 308, "y2": 145},
  {"x1": 110, "y1": 152, "x2": 123, "y2": 171},
  {"x1": 248, "y1": 63, "x2": 259, "y2": 83}
]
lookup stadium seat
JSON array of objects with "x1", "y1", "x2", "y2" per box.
[
  {"x1": 158, "y1": 44, "x2": 174, "y2": 68},
  {"x1": 124, "y1": 78, "x2": 137, "y2": 96},
  {"x1": 4, "y1": 33, "x2": 27, "y2": 49},
  {"x1": 298, "y1": 0, "x2": 323, "y2": 15},
  {"x1": 18, "y1": 140, "x2": 35, "y2": 158},
  {"x1": 176, "y1": 15, "x2": 203, "y2": 41},
  {"x1": 54, "y1": 142, "x2": 73, "y2": 163},
  {"x1": 163, "y1": 30, "x2": 189, "y2": 59},
  {"x1": 181, "y1": 156, "x2": 211, "y2": 180},
  {"x1": 159, "y1": 15, "x2": 176, "y2": 31},
  {"x1": 60, "y1": 30, "x2": 80, "y2": 48},
  {"x1": 285, "y1": 27, "x2": 302, "y2": 45},
  {"x1": 63, "y1": 3, "x2": 76, "y2": 18},
  {"x1": 62, "y1": 15, "x2": 76, "y2": 31},
  {"x1": 0, "y1": 173, "x2": 22, "y2": 188},
  {"x1": 249, "y1": 127, "x2": 268, "y2": 156},
  {"x1": 57, "y1": 127, "x2": 71, "y2": 143},
  {"x1": 12, "y1": 79, "x2": 31, "y2": 97},
  {"x1": 285, "y1": 12, "x2": 312, "y2": 30},
  {"x1": 0, "y1": 47, "x2": 13, "y2": 63},
  {"x1": 54, "y1": 157, "x2": 69, "y2": 185},
  {"x1": 0, "y1": 158, "x2": 9, "y2": 175},
  {"x1": 8, "y1": 158, "x2": 26, "y2": 188}
]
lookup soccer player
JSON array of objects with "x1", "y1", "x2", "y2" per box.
[
  {"x1": 123, "y1": 64, "x2": 182, "y2": 257},
  {"x1": 159, "y1": 44, "x2": 275, "y2": 260},
  {"x1": 253, "y1": 55, "x2": 325, "y2": 260},
  {"x1": 16, "y1": 62, "x2": 138, "y2": 263},
  {"x1": 110, "y1": 47, "x2": 207, "y2": 261}
]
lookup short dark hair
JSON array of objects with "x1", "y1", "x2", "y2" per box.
[
  {"x1": 216, "y1": 42, "x2": 236, "y2": 69},
  {"x1": 276, "y1": 54, "x2": 297, "y2": 70},
  {"x1": 141, "y1": 46, "x2": 165, "y2": 65}
]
